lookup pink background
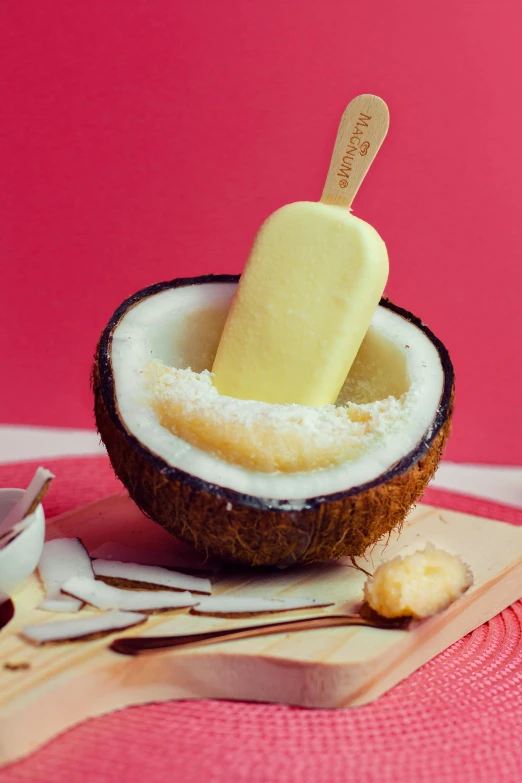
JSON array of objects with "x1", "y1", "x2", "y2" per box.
[{"x1": 2, "y1": 1, "x2": 522, "y2": 464}]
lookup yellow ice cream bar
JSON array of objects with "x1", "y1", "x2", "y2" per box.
[
  {"x1": 212, "y1": 95, "x2": 390, "y2": 407},
  {"x1": 212, "y1": 201, "x2": 388, "y2": 406}
]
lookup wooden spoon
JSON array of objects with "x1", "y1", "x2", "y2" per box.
[{"x1": 111, "y1": 607, "x2": 410, "y2": 656}]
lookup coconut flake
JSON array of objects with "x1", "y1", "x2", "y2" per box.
[
  {"x1": 89, "y1": 542, "x2": 217, "y2": 571},
  {"x1": 0, "y1": 515, "x2": 35, "y2": 551},
  {"x1": 38, "y1": 538, "x2": 94, "y2": 613},
  {"x1": 22, "y1": 611, "x2": 146, "y2": 644},
  {"x1": 192, "y1": 595, "x2": 334, "y2": 615},
  {"x1": 0, "y1": 468, "x2": 54, "y2": 535},
  {"x1": 62, "y1": 576, "x2": 198, "y2": 612},
  {"x1": 92, "y1": 559, "x2": 212, "y2": 594},
  {"x1": 38, "y1": 597, "x2": 85, "y2": 613}
]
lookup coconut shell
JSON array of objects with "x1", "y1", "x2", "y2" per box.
[{"x1": 93, "y1": 275, "x2": 454, "y2": 567}]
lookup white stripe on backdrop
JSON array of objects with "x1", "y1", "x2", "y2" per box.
[{"x1": 0, "y1": 426, "x2": 521, "y2": 508}]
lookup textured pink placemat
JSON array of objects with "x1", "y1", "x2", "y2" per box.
[{"x1": 0, "y1": 456, "x2": 521, "y2": 783}]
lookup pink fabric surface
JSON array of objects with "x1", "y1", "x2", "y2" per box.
[{"x1": 1, "y1": 456, "x2": 521, "y2": 783}]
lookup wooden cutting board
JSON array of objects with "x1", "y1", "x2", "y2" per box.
[{"x1": 1, "y1": 494, "x2": 521, "y2": 766}]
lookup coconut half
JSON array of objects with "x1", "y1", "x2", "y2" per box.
[{"x1": 94, "y1": 275, "x2": 454, "y2": 567}]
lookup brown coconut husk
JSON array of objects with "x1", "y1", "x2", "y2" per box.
[{"x1": 93, "y1": 275, "x2": 454, "y2": 568}]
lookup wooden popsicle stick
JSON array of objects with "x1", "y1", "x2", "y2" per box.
[{"x1": 321, "y1": 94, "x2": 389, "y2": 208}]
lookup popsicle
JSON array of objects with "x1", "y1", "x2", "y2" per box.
[{"x1": 212, "y1": 95, "x2": 389, "y2": 407}]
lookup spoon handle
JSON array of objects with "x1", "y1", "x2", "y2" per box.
[{"x1": 111, "y1": 612, "x2": 407, "y2": 656}]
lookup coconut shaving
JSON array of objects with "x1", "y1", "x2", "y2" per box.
[{"x1": 145, "y1": 359, "x2": 415, "y2": 473}]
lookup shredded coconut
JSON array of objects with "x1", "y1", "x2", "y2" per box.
[{"x1": 144, "y1": 360, "x2": 411, "y2": 474}]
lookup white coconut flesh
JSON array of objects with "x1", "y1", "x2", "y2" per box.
[
  {"x1": 38, "y1": 538, "x2": 95, "y2": 613},
  {"x1": 62, "y1": 576, "x2": 198, "y2": 612},
  {"x1": 92, "y1": 559, "x2": 212, "y2": 594},
  {"x1": 22, "y1": 611, "x2": 146, "y2": 644},
  {"x1": 110, "y1": 282, "x2": 444, "y2": 502},
  {"x1": 192, "y1": 595, "x2": 334, "y2": 615}
]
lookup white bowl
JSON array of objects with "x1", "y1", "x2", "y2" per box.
[{"x1": 0, "y1": 488, "x2": 45, "y2": 596}]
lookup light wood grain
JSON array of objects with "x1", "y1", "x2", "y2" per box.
[
  {"x1": 0, "y1": 496, "x2": 521, "y2": 765},
  {"x1": 321, "y1": 94, "x2": 389, "y2": 208}
]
